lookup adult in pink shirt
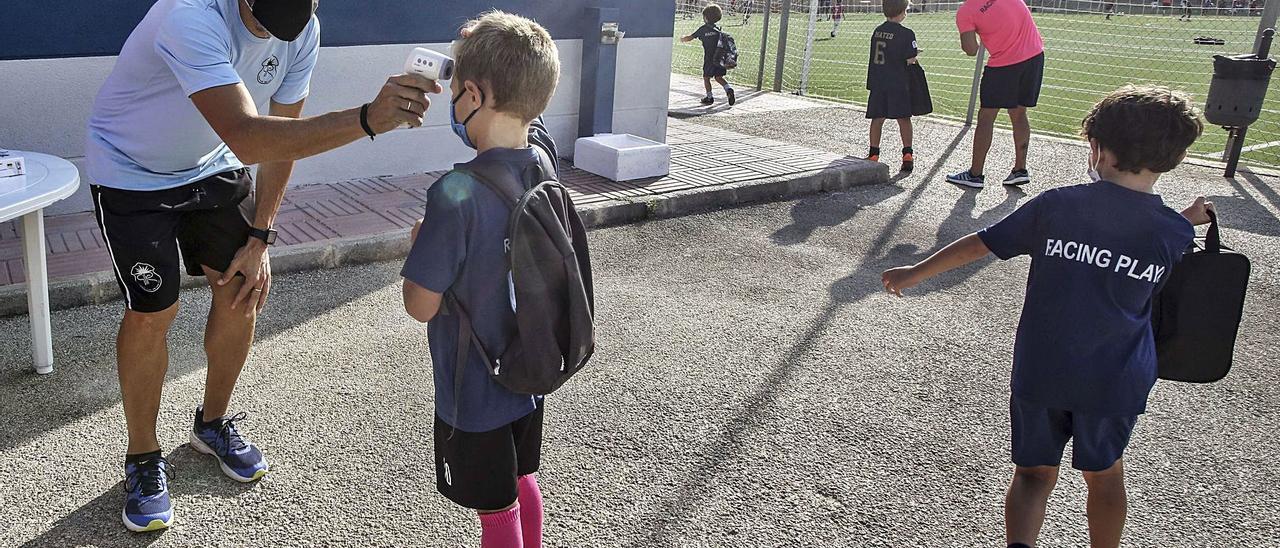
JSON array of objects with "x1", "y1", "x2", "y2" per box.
[{"x1": 946, "y1": 0, "x2": 1045, "y2": 189}]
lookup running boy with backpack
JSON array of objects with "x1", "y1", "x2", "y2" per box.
[
  {"x1": 401, "y1": 11, "x2": 594, "y2": 548},
  {"x1": 681, "y1": 4, "x2": 738, "y2": 106}
]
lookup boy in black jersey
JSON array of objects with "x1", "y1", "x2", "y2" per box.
[
  {"x1": 865, "y1": 0, "x2": 919, "y2": 172},
  {"x1": 680, "y1": 4, "x2": 737, "y2": 106}
]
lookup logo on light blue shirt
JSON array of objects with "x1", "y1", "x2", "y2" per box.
[{"x1": 257, "y1": 55, "x2": 280, "y2": 85}]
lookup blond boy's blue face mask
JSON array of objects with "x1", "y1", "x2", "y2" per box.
[{"x1": 450, "y1": 87, "x2": 484, "y2": 150}]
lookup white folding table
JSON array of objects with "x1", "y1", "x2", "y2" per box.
[{"x1": 0, "y1": 151, "x2": 80, "y2": 374}]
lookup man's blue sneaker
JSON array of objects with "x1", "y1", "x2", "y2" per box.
[
  {"x1": 946, "y1": 169, "x2": 986, "y2": 189},
  {"x1": 190, "y1": 407, "x2": 269, "y2": 483},
  {"x1": 122, "y1": 455, "x2": 174, "y2": 532}
]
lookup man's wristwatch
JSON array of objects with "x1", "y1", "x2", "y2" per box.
[{"x1": 249, "y1": 227, "x2": 278, "y2": 246}]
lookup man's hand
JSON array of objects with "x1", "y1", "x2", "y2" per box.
[
  {"x1": 881, "y1": 266, "x2": 920, "y2": 297},
  {"x1": 219, "y1": 238, "x2": 272, "y2": 316},
  {"x1": 1181, "y1": 196, "x2": 1216, "y2": 226},
  {"x1": 411, "y1": 218, "x2": 424, "y2": 242},
  {"x1": 365, "y1": 74, "x2": 444, "y2": 135}
]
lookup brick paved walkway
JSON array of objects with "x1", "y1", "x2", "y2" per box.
[{"x1": 0, "y1": 114, "x2": 861, "y2": 289}]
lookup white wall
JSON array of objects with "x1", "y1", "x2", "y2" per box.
[{"x1": 0, "y1": 36, "x2": 673, "y2": 215}]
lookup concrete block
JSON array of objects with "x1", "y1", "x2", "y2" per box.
[{"x1": 574, "y1": 134, "x2": 671, "y2": 182}]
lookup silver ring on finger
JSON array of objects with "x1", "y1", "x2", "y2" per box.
[
  {"x1": 406, "y1": 101, "x2": 412, "y2": 112},
  {"x1": 253, "y1": 287, "x2": 264, "y2": 292}
]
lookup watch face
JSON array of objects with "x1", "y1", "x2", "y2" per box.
[{"x1": 266, "y1": 230, "x2": 278, "y2": 245}]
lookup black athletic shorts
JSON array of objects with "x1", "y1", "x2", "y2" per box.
[
  {"x1": 434, "y1": 400, "x2": 544, "y2": 511},
  {"x1": 703, "y1": 60, "x2": 728, "y2": 78},
  {"x1": 980, "y1": 52, "x2": 1045, "y2": 109},
  {"x1": 866, "y1": 88, "x2": 912, "y2": 120},
  {"x1": 91, "y1": 169, "x2": 254, "y2": 313}
]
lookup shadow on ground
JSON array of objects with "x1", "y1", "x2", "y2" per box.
[
  {"x1": 638, "y1": 126, "x2": 1006, "y2": 546},
  {"x1": 1211, "y1": 171, "x2": 1280, "y2": 237},
  {"x1": 0, "y1": 263, "x2": 404, "y2": 454},
  {"x1": 18, "y1": 445, "x2": 260, "y2": 548},
  {"x1": 668, "y1": 87, "x2": 772, "y2": 118}
]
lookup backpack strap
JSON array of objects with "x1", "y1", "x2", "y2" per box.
[
  {"x1": 458, "y1": 165, "x2": 523, "y2": 209},
  {"x1": 456, "y1": 144, "x2": 558, "y2": 211},
  {"x1": 444, "y1": 291, "x2": 496, "y2": 439}
]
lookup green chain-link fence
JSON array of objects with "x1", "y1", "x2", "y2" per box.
[{"x1": 673, "y1": 0, "x2": 1280, "y2": 170}]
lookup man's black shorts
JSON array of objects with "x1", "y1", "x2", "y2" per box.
[
  {"x1": 980, "y1": 52, "x2": 1045, "y2": 109},
  {"x1": 866, "y1": 88, "x2": 912, "y2": 120},
  {"x1": 433, "y1": 400, "x2": 544, "y2": 511},
  {"x1": 91, "y1": 169, "x2": 254, "y2": 313}
]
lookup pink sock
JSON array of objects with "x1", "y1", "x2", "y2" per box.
[
  {"x1": 517, "y1": 474, "x2": 544, "y2": 547},
  {"x1": 479, "y1": 505, "x2": 523, "y2": 548}
]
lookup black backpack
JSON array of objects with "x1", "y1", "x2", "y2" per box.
[
  {"x1": 907, "y1": 63, "x2": 934, "y2": 116},
  {"x1": 445, "y1": 143, "x2": 596, "y2": 401},
  {"x1": 1152, "y1": 211, "x2": 1251, "y2": 383},
  {"x1": 715, "y1": 28, "x2": 739, "y2": 70}
]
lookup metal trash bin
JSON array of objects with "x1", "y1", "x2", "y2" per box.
[
  {"x1": 1206, "y1": 27, "x2": 1276, "y2": 177},
  {"x1": 1204, "y1": 53, "x2": 1276, "y2": 127}
]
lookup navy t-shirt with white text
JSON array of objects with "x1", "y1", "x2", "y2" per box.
[
  {"x1": 978, "y1": 181, "x2": 1194, "y2": 416},
  {"x1": 694, "y1": 23, "x2": 721, "y2": 65}
]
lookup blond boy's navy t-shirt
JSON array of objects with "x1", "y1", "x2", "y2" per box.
[{"x1": 978, "y1": 181, "x2": 1194, "y2": 416}]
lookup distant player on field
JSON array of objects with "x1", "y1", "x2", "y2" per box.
[{"x1": 831, "y1": 0, "x2": 846, "y2": 37}]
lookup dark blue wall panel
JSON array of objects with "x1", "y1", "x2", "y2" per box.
[{"x1": 1, "y1": 0, "x2": 676, "y2": 61}]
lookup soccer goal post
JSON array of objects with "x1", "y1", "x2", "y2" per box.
[{"x1": 800, "y1": 0, "x2": 820, "y2": 94}]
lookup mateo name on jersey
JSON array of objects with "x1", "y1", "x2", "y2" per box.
[{"x1": 1043, "y1": 238, "x2": 1168, "y2": 284}]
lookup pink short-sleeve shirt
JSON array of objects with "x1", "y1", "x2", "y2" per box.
[{"x1": 956, "y1": 0, "x2": 1045, "y2": 67}]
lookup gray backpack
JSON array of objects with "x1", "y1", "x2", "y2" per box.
[{"x1": 445, "y1": 143, "x2": 596, "y2": 400}]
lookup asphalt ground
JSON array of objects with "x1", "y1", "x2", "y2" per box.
[{"x1": 1, "y1": 109, "x2": 1278, "y2": 546}]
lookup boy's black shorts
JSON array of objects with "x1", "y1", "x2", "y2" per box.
[
  {"x1": 91, "y1": 169, "x2": 254, "y2": 313},
  {"x1": 866, "y1": 88, "x2": 912, "y2": 120},
  {"x1": 703, "y1": 60, "x2": 727, "y2": 78},
  {"x1": 980, "y1": 52, "x2": 1045, "y2": 109},
  {"x1": 434, "y1": 400, "x2": 544, "y2": 511}
]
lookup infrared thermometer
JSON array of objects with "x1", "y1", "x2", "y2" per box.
[
  {"x1": 404, "y1": 47, "x2": 455, "y2": 81},
  {"x1": 397, "y1": 48, "x2": 454, "y2": 129}
]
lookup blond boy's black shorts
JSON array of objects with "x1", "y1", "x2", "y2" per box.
[{"x1": 433, "y1": 399, "x2": 544, "y2": 511}]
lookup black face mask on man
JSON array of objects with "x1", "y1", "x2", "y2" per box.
[{"x1": 246, "y1": 0, "x2": 317, "y2": 42}]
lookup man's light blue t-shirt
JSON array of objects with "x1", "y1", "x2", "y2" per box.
[{"x1": 86, "y1": 0, "x2": 319, "y2": 191}]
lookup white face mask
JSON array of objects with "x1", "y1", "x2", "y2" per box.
[{"x1": 1087, "y1": 145, "x2": 1102, "y2": 183}]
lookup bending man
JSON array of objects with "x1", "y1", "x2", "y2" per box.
[{"x1": 85, "y1": 0, "x2": 440, "y2": 532}]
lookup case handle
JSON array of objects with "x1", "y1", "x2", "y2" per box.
[{"x1": 1205, "y1": 209, "x2": 1221, "y2": 253}]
